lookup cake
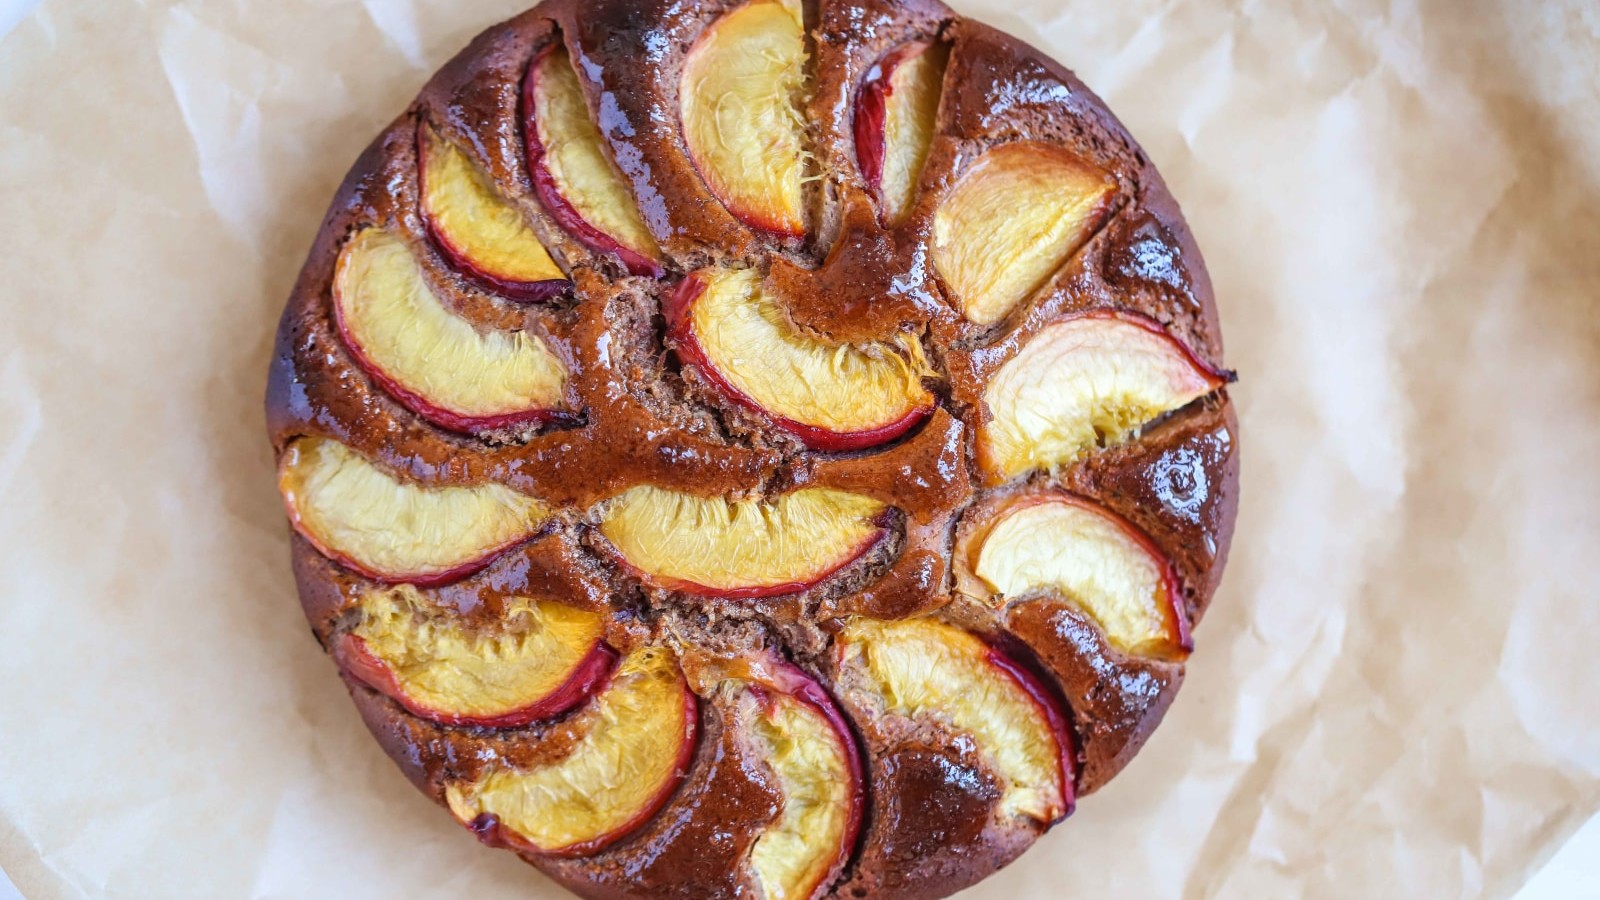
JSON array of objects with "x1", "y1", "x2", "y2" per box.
[{"x1": 265, "y1": 0, "x2": 1238, "y2": 896}]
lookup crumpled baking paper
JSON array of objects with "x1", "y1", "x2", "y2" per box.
[{"x1": 0, "y1": 0, "x2": 1596, "y2": 897}]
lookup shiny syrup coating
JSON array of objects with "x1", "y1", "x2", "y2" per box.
[{"x1": 266, "y1": 0, "x2": 1238, "y2": 896}]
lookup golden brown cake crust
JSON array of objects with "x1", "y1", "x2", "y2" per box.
[{"x1": 266, "y1": 0, "x2": 1239, "y2": 897}]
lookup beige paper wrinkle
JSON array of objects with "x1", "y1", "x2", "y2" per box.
[
  {"x1": 1, "y1": 0, "x2": 1597, "y2": 898},
  {"x1": 0, "y1": 358, "x2": 43, "y2": 501},
  {"x1": 158, "y1": 7, "x2": 301, "y2": 248},
  {"x1": 358, "y1": 0, "x2": 432, "y2": 72}
]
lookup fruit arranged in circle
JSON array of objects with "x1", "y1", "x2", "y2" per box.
[
  {"x1": 445, "y1": 647, "x2": 698, "y2": 856},
  {"x1": 836, "y1": 617, "x2": 1074, "y2": 823},
  {"x1": 855, "y1": 41, "x2": 949, "y2": 223},
  {"x1": 667, "y1": 267, "x2": 935, "y2": 450},
  {"x1": 335, "y1": 585, "x2": 618, "y2": 727},
  {"x1": 970, "y1": 494, "x2": 1190, "y2": 659},
  {"x1": 333, "y1": 227, "x2": 569, "y2": 434},
  {"x1": 526, "y1": 46, "x2": 664, "y2": 277},
  {"x1": 932, "y1": 142, "x2": 1116, "y2": 325},
  {"x1": 680, "y1": 0, "x2": 809, "y2": 236},
  {"x1": 598, "y1": 485, "x2": 888, "y2": 598},
  {"x1": 418, "y1": 123, "x2": 568, "y2": 301},
  {"x1": 278, "y1": 437, "x2": 549, "y2": 585},
  {"x1": 270, "y1": 2, "x2": 1237, "y2": 896},
  {"x1": 980, "y1": 311, "x2": 1229, "y2": 482}
]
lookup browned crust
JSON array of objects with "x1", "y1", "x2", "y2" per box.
[{"x1": 266, "y1": 0, "x2": 1239, "y2": 897}]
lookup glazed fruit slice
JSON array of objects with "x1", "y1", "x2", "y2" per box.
[
  {"x1": 418, "y1": 123, "x2": 568, "y2": 301},
  {"x1": 837, "y1": 617, "x2": 1074, "y2": 823},
  {"x1": 667, "y1": 268, "x2": 935, "y2": 450},
  {"x1": 932, "y1": 142, "x2": 1115, "y2": 325},
  {"x1": 685, "y1": 656, "x2": 863, "y2": 900},
  {"x1": 680, "y1": 0, "x2": 809, "y2": 236},
  {"x1": 278, "y1": 437, "x2": 549, "y2": 585},
  {"x1": 980, "y1": 311, "x2": 1228, "y2": 482},
  {"x1": 445, "y1": 647, "x2": 698, "y2": 856},
  {"x1": 598, "y1": 485, "x2": 888, "y2": 599},
  {"x1": 333, "y1": 227, "x2": 569, "y2": 434},
  {"x1": 526, "y1": 46, "x2": 664, "y2": 277},
  {"x1": 972, "y1": 494, "x2": 1189, "y2": 659},
  {"x1": 855, "y1": 41, "x2": 948, "y2": 223},
  {"x1": 335, "y1": 585, "x2": 618, "y2": 727}
]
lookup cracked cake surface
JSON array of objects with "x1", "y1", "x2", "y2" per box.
[{"x1": 267, "y1": 0, "x2": 1239, "y2": 896}]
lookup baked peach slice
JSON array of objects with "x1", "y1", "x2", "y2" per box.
[
  {"x1": 680, "y1": 0, "x2": 809, "y2": 236},
  {"x1": 278, "y1": 436, "x2": 549, "y2": 586},
  {"x1": 693, "y1": 656, "x2": 863, "y2": 900},
  {"x1": 836, "y1": 617, "x2": 1074, "y2": 823},
  {"x1": 932, "y1": 142, "x2": 1116, "y2": 325},
  {"x1": 598, "y1": 485, "x2": 888, "y2": 599},
  {"x1": 980, "y1": 310, "x2": 1229, "y2": 482},
  {"x1": 446, "y1": 647, "x2": 698, "y2": 856},
  {"x1": 971, "y1": 494, "x2": 1190, "y2": 659},
  {"x1": 855, "y1": 41, "x2": 948, "y2": 223},
  {"x1": 333, "y1": 227, "x2": 569, "y2": 435},
  {"x1": 335, "y1": 585, "x2": 618, "y2": 728},
  {"x1": 525, "y1": 46, "x2": 664, "y2": 277},
  {"x1": 417, "y1": 123, "x2": 568, "y2": 301},
  {"x1": 667, "y1": 268, "x2": 935, "y2": 451}
]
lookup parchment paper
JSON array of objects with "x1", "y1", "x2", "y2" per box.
[{"x1": 1, "y1": 0, "x2": 1596, "y2": 897}]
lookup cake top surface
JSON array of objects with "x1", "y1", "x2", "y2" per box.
[{"x1": 267, "y1": 0, "x2": 1238, "y2": 896}]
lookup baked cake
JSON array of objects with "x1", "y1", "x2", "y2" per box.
[{"x1": 266, "y1": 0, "x2": 1238, "y2": 896}]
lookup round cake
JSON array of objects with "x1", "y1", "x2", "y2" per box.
[{"x1": 266, "y1": 0, "x2": 1238, "y2": 896}]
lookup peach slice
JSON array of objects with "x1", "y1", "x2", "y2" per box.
[
  {"x1": 931, "y1": 142, "x2": 1116, "y2": 325},
  {"x1": 743, "y1": 669, "x2": 863, "y2": 900},
  {"x1": 417, "y1": 123, "x2": 568, "y2": 301},
  {"x1": 836, "y1": 617, "x2": 1074, "y2": 823},
  {"x1": 598, "y1": 485, "x2": 888, "y2": 599},
  {"x1": 680, "y1": 0, "x2": 809, "y2": 236},
  {"x1": 335, "y1": 585, "x2": 618, "y2": 728},
  {"x1": 972, "y1": 495, "x2": 1190, "y2": 659},
  {"x1": 855, "y1": 41, "x2": 948, "y2": 223},
  {"x1": 525, "y1": 46, "x2": 664, "y2": 277},
  {"x1": 278, "y1": 437, "x2": 549, "y2": 586},
  {"x1": 333, "y1": 227, "x2": 569, "y2": 435},
  {"x1": 446, "y1": 647, "x2": 698, "y2": 856},
  {"x1": 980, "y1": 310, "x2": 1228, "y2": 481},
  {"x1": 667, "y1": 268, "x2": 935, "y2": 451}
]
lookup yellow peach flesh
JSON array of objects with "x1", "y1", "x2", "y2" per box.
[
  {"x1": 976, "y1": 501, "x2": 1174, "y2": 656},
  {"x1": 445, "y1": 648, "x2": 691, "y2": 853},
  {"x1": 745, "y1": 691, "x2": 854, "y2": 900},
  {"x1": 680, "y1": 0, "x2": 808, "y2": 234},
  {"x1": 532, "y1": 49, "x2": 662, "y2": 260},
  {"x1": 880, "y1": 44, "x2": 947, "y2": 223},
  {"x1": 351, "y1": 586, "x2": 605, "y2": 719},
  {"x1": 334, "y1": 228, "x2": 567, "y2": 419},
  {"x1": 840, "y1": 618, "x2": 1063, "y2": 822},
  {"x1": 981, "y1": 316, "x2": 1220, "y2": 480},
  {"x1": 599, "y1": 485, "x2": 885, "y2": 594},
  {"x1": 279, "y1": 437, "x2": 548, "y2": 581},
  {"x1": 932, "y1": 142, "x2": 1113, "y2": 325},
  {"x1": 420, "y1": 126, "x2": 564, "y2": 284},
  {"x1": 689, "y1": 268, "x2": 932, "y2": 434}
]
